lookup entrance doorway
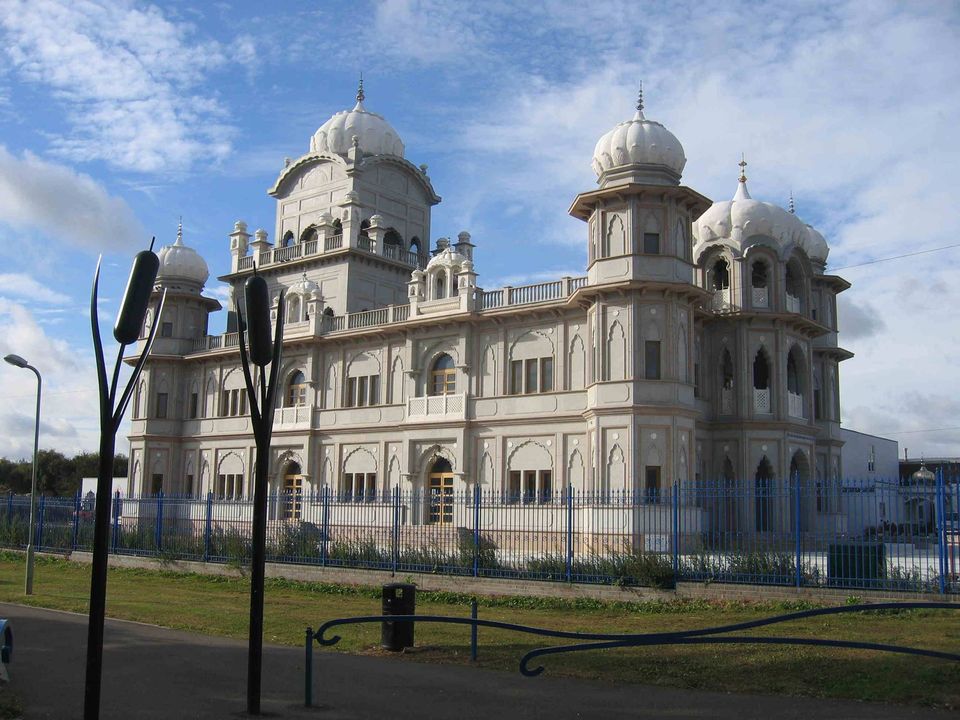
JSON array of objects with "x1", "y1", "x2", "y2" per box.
[
  {"x1": 283, "y1": 462, "x2": 303, "y2": 520},
  {"x1": 428, "y1": 457, "x2": 454, "y2": 525}
]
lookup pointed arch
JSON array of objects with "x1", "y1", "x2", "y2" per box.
[
  {"x1": 606, "y1": 321, "x2": 626, "y2": 381},
  {"x1": 720, "y1": 348, "x2": 735, "y2": 414},
  {"x1": 604, "y1": 214, "x2": 625, "y2": 257},
  {"x1": 479, "y1": 452, "x2": 494, "y2": 488},
  {"x1": 481, "y1": 345, "x2": 496, "y2": 397},
  {"x1": 567, "y1": 449, "x2": 585, "y2": 491},
  {"x1": 755, "y1": 456, "x2": 774, "y2": 532},
  {"x1": 390, "y1": 355, "x2": 405, "y2": 405},
  {"x1": 324, "y1": 363, "x2": 338, "y2": 409},
  {"x1": 678, "y1": 323, "x2": 688, "y2": 383},
  {"x1": 753, "y1": 346, "x2": 772, "y2": 413},
  {"x1": 605, "y1": 444, "x2": 625, "y2": 494},
  {"x1": 568, "y1": 334, "x2": 585, "y2": 391}
]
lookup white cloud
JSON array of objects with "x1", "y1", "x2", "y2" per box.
[
  {"x1": 0, "y1": 298, "x2": 100, "y2": 459},
  {"x1": 0, "y1": 0, "x2": 240, "y2": 173},
  {"x1": 0, "y1": 273, "x2": 71, "y2": 304},
  {"x1": 0, "y1": 146, "x2": 144, "y2": 251}
]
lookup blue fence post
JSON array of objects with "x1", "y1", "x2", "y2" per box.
[
  {"x1": 795, "y1": 472, "x2": 802, "y2": 589},
  {"x1": 36, "y1": 494, "x2": 46, "y2": 550},
  {"x1": 672, "y1": 482, "x2": 680, "y2": 577},
  {"x1": 72, "y1": 490, "x2": 81, "y2": 551},
  {"x1": 473, "y1": 483, "x2": 481, "y2": 578},
  {"x1": 111, "y1": 491, "x2": 121, "y2": 554},
  {"x1": 204, "y1": 492, "x2": 213, "y2": 562},
  {"x1": 565, "y1": 485, "x2": 573, "y2": 583},
  {"x1": 304, "y1": 627, "x2": 313, "y2": 707},
  {"x1": 936, "y1": 468, "x2": 947, "y2": 594},
  {"x1": 320, "y1": 486, "x2": 329, "y2": 567},
  {"x1": 392, "y1": 486, "x2": 399, "y2": 574},
  {"x1": 155, "y1": 491, "x2": 164, "y2": 553}
]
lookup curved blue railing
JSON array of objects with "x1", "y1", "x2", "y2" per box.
[{"x1": 303, "y1": 601, "x2": 960, "y2": 705}]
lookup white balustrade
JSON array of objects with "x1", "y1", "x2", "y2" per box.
[
  {"x1": 752, "y1": 287, "x2": 769, "y2": 308},
  {"x1": 274, "y1": 405, "x2": 312, "y2": 427},
  {"x1": 788, "y1": 392, "x2": 804, "y2": 418},
  {"x1": 324, "y1": 234, "x2": 343, "y2": 251},
  {"x1": 237, "y1": 256, "x2": 254, "y2": 271},
  {"x1": 273, "y1": 245, "x2": 302, "y2": 263},
  {"x1": 785, "y1": 294, "x2": 801, "y2": 313},
  {"x1": 713, "y1": 289, "x2": 731, "y2": 312},
  {"x1": 303, "y1": 239, "x2": 318, "y2": 256}
]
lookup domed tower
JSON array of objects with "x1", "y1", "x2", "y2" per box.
[
  {"x1": 224, "y1": 78, "x2": 442, "y2": 318},
  {"x1": 691, "y1": 162, "x2": 852, "y2": 535},
  {"x1": 128, "y1": 222, "x2": 222, "y2": 497},
  {"x1": 568, "y1": 87, "x2": 712, "y2": 498}
]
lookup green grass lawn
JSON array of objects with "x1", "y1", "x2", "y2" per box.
[{"x1": 1, "y1": 552, "x2": 958, "y2": 709}]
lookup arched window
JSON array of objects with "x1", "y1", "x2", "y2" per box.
[
  {"x1": 286, "y1": 370, "x2": 307, "y2": 407},
  {"x1": 755, "y1": 457, "x2": 774, "y2": 532},
  {"x1": 410, "y1": 236, "x2": 421, "y2": 253},
  {"x1": 300, "y1": 226, "x2": 318, "y2": 244},
  {"x1": 384, "y1": 229, "x2": 402, "y2": 246},
  {"x1": 332, "y1": 218, "x2": 343, "y2": 236},
  {"x1": 281, "y1": 230, "x2": 295, "y2": 248},
  {"x1": 712, "y1": 259, "x2": 730, "y2": 290},
  {"x1": 787, "y1": 346, "x2": 805, "y2": 418},
  {"x1": 751, "y1": 260, "x2": 769, "y2": 308},
  {"x1": 287, "y1": 294, "x2": 302, "y2": 324},
  {"x1": 323, "y1": 307, "x2": 334, "y2": 317},
  {"x1": 430, "y1": 354, "x2": 456, "y2": 396},
  {"x1": 434, "y1": 270, "x2": 446, "y2": 300},
  {"x1": 753, "y1": 348, "x2": 771, "y2": 413},
  {"x1": 359, "y1": 219, "x2": 370, "y2": 238},
  {"x1": 785, "y1": 260, "x2": 802, "y2": 313}
]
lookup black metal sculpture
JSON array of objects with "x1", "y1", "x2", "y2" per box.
[
  {"x1": 85, "y1": 243, "x2": 166, "y2": 720},
  {"x1": 236, "y1": 269, "x2": 285, "y2": 715}
]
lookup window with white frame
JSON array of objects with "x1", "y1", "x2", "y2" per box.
[
  {"x1": 346, "y1": 352, "x2": 382, "y2": 406},
  {"x1": 286, "y1": 370, "x2": 307, "y2": 407},
  {"x1": 220, "y1": 388, "x2": 247, "y2": 417},
  {"x1": 216, "y1": 473, "x2": 242, "y2": 500}
]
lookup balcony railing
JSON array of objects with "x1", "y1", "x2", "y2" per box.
[
  {"x1": 407, "y1": 393, "x2": 466, "y2": 421},
  {"x1": 752, "y1": 287, "x2": 769, "y2": 308},
  {"x1": 712, "y1": 289, "x2": 732, "y2": 312},
  {"x1": 324, "y1": 234, "x2": 343, "y2": 251},
  {"x1": 274, "y1": 405, "x2": 312, "y2": 427},
  {"x1": 785, "y1": 294, "x2": 801, "y2": 314},
  {"x1": 788, "y1": 391, "x2": 805, "y2": 418},
  {"x1": 477, "y1": 276, "x2": 586, "y2": 310},
  {"x1": 754, "y1": 387, "x2": 771, "y2": 413}
]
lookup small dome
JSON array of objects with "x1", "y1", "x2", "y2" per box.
[
  {"x1": 310, "y1": 83, "x2": 404, "y2": 158},
  {"x1": 693, "y1": 174, "x2": 829, "y2": 265},
  {"x1": 911, "y1": 463, "x2": 936, "y2": 484},
  {"x1": 290, "y1": 272, "x2": 320, "y2": 298},
  {"x1": 157, "y1": 224, "x2": 208, "y2": 288},
  {"x1": 592, "y1": 91, "x2": 686, "y2": 184},
  {"x1": 425, "y1": 247, "x2": 468, "y2": 272}
]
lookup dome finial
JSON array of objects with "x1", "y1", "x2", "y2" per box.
[
  {"x1": 788, "y1": 190, "x2": 795, "y2": 214},
  {"x1": 356, "y1": 72, "x2": 365, "y2": 103},
  {"x1": 175, "y1": 216, "x2": 183, "y2": 246},
  {"x1": 635, "y1": 81, "x2": 645, "y2": 119},
  {"x1": 733, "y1": 154, "x2": 752, "y2": 200}
]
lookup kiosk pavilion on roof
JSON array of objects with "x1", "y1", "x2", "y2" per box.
[{"x1": 126, "y1": 83, "x2": 853, "y2": 543}]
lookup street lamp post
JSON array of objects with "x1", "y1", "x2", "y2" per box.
[{"x1": 3, "y1": 354, "x2": 41, "y2": 595}]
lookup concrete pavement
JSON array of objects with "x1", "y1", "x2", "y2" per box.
[{"x1": 0, "y1": 602, "x2": 954, "y2": 719}]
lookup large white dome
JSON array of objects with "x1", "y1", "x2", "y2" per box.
[
  {"x1": 592, "y1": 94, "x2": 686, "y2": 183},
  {"x1": 693, "y1": 178, "x2": 829, "y2": 264},
  {"x1": 157, "y1": 225, "x2": 209, "y2": 288},
  {"x1": 310, "y1": 83, "x2": 404, "y2": 158}
]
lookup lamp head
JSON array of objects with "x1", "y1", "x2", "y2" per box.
[{"x1": 3, "y1": 354, "x2": 28, "y2": 368}]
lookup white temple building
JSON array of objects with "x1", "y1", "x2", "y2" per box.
[{"x1": 126, "y1": 84, "x2": 857, "y2": 539}]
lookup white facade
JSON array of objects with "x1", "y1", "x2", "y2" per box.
[{"x1": 127, "y1": 88, "x2": 856, "y2": 538}]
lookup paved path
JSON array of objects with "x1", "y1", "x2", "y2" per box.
[{"x1": 0, "y1": 602, "x2": 954, "y2": 719}]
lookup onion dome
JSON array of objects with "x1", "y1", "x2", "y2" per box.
[
  {"x1": 591, "y1": 86, "x2": 686, "y2": 186},
  {"x1": 693, "y1": 159, "x2": 829, "y2": 266},
  {"x1": 310, "y1": 78, "x2": 404, "y2": 158},
  {"x1": 157, "y1": 220, "x2": 209, "y2": 290},
  {"x1": 425, "y1": 246, "x2": 468, "y2": 272}
]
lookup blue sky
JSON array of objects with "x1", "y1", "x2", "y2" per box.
[{"x1": 0, "y1": 0, "x2": 958, "y2": 463}]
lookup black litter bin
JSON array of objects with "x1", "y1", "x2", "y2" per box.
[{"x1": 381, "y1": 582, "x2": 416, "y2": 651}]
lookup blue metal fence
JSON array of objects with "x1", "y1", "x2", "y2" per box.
[{"x1": 1, "y1": 471, "x2": 957, "y2": 593}]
